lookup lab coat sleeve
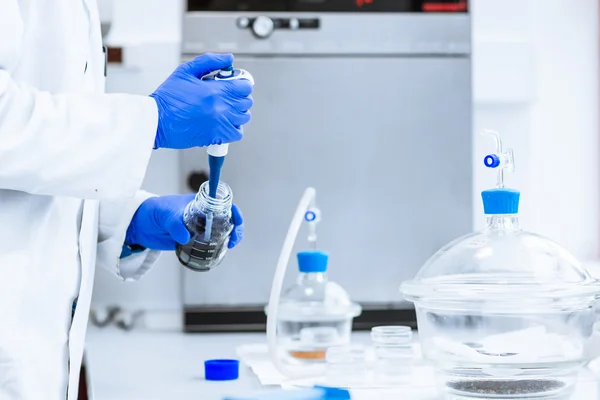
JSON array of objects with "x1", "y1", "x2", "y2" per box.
[
  {"x1": 0, "y1": 73, "x2": 158, "y2": 199},
  {"x1": 0, "y1": 2, "x2": 158, "y2": 199},
  {"x1": 96, "y1": 190, "x2": 162, "y2": 281}
]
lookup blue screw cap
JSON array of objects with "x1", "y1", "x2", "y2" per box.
[
  {"x1": 484, "y1": 154, "x2": 500, "y2": 168},
  {"x1": 481, "y1": 189, "x2": 520, "y2": 215},
  {"x1": 305, "y1": 211, "x2": 317, "y2": 222},
  {"x1": 297, "y1": 251, "x2": 328, "y2": 273},
  {"x1": 205, "y1": 359, "x2": 239, "y2": 381}
]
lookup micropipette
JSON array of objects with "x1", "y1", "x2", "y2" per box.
[{"x1": 201, "y1": 66, "x2": 255, "y2": 241}]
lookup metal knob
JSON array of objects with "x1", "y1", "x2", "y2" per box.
[
  {"x1": 237, "y1": 17, "x2": 250, "y2": 29},
  {"x1": 289, "y1": 18, "x2": 300, "y2": 30},
  {"x1": 252, "y1": 16, "x2": 275, "y2": 38}
]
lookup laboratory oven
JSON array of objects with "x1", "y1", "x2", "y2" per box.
[{"x1": 181, "y1": 0, "x2": 472, "y2": 332}]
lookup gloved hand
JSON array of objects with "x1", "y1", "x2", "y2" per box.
[
  {"x1": 125, "y1": 194, "x2": 244, "y2": 251},
  {"x1": 150, "y1": 53, "x2": 254, "y2": 150}
]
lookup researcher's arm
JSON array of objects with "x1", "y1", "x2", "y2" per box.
[
  {"x1": 0, "y1": 2, "x2": 157, "y2": 199},
  {"x1": 0, "y1": 3, "x2": 252, "y2": 199},
  {"x1": 96, "y1": 192, "x2": 161, "y2": 281},
  {"x1": 96, "y1": 193, "x2": 244, "y2": 281}
]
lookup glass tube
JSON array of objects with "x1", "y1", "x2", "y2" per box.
[{"x1": 371, "y1": 326, "x2": 413, "y2": 382}]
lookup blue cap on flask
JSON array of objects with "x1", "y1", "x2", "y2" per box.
[
  {"x1": 481, "y1": 189, "x2": 520, "y2": 215},
  {"x1": 204, "y1": 359, "x2": 239, "y2": 381},
  {"x1": 297, "y1": 251, "x2": 328, "y2": 273}
]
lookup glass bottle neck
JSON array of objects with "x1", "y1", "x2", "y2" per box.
[
  {"x1": 298, "y1": 272, "x2": 327, "y2": 284},
  {"x1": 485, "y1": 214, "x2": 520, "y2": 232},
  {"x1": 195, "y1": 181, "x2": 233, "y2": 213}
]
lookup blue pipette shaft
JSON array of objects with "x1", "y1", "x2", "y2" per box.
[
  {"x1": 208, "y1": 155, "x2": 224, "y2": 199},
  {"x1": 205, "y1": 155, "x2": 224, "y2": 242}
]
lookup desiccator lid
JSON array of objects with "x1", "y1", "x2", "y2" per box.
[{"x1": 401, "y1": 229, "x2": 600, "y2": 308}]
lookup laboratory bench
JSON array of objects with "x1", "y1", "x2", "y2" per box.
[
  {"x1": 86, "y1": 327, "x2": 264, "y2": 400},
  {"x1": 85, "y1": 327, "x2": 600, "y2": 400}
]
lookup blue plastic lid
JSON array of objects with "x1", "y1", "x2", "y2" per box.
[
  {"x1": 314, "y1": 386, "x2": 351, "y2": 399},
  {"x1": 222, "y1": 388, "x2": 350, "y2": 400},
  {"x1": 481, "y1": 188, "x2": 520, "y2": 215},
  {"x1": 297, "y1": 251, "x2": 328, "y2": 273},
  {"x1": 205, "y1": 359, "x2": 239, "y2": 381}
]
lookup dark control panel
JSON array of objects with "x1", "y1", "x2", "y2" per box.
[
  {"x1": 236, "y1": 16, "x2": 320, "y2": 38},
  {"x1": 188, "y1": 0, "x2": 468, "y2": 13}
]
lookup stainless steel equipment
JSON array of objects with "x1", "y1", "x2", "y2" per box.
[{"x1": 180, "y1": 0, "x2": 472, "y2": 332}]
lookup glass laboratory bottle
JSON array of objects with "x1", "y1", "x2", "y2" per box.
[
  {"x1": 371, "y1": 326, "x2": 414, "y2": 383},
  {"x1": 325, "y1": 345, "x2": 368, "y2": 387},
  {"x1": 176, "y1": 181, "x2": 234, "y2": 272},
  {"x1": 265, "y1": 251, "x2": 362, "y2": 364}
]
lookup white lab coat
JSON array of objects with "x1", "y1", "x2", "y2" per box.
[{"x1": 0, "y1": 1, "x2": 161, "y2": 399}]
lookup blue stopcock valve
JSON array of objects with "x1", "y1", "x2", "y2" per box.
[
  {"x1": 484, "y1": 154, "x2": 500, "y2": 168},
  {"x1": 480, "y1": 130, "x2": 520, "y2": 215},
  {"x1": 201, "y1": 66, "x2": 255, "y2": 198}
]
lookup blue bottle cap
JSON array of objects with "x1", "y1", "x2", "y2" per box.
[
  {"x1": 297, "y1": 251, "x2": 328, "y2": 273},
  {"x1": 205, "y1": 359, "x2": 240, "y2": 381},
  {"x1": 314, "y1": 386, "x2": 351, "y2": 399},
  {"x1": 481, "y1": 188, "x2": 520, "y2": 215}
]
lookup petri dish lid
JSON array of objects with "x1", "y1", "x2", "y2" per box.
[
  {"x1": 265, "y1": 282, "x2": 362, "y2": 322},
  {"x1": 401, "y1": 229, "x2": 600, "y2": 308}
]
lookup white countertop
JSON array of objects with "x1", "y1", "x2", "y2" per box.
[
  {"x1": 85, "y1": 327, "x2": 600, "y2": 400},
  {"x1": 85, "y1": 327, "x2": 265, "y2": 400}
]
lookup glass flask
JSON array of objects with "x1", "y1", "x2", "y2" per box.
[
  {"x1": 176, "y1": 181, "x2": 234, "y2": 272},
  {"x1": 265, "y1": 251, "x2": 362, "y2": 364},
  {"x1": 371, "y1": 326, "x2": 414, "y2": 382},
  {"x1": 401, "y1": 131, "x2": 600, "y2": 400}
]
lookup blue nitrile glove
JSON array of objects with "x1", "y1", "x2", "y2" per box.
[
  {"x1": 125, "y1": 194, "x2": 244, "y2": 251},
  {"x1": 150, "y1": 53, "x2": 254, "y2": 150}
]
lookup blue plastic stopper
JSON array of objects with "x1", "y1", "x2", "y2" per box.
[
  {"x1": 297, "y1": 251, "x2": 328, "y2": 273},
  {"x1": 481, "y1": 188, "x2": 520, "y2": 215},
  {"x1": 205, "y1": 359, "x2": 239, "y2": 381}
]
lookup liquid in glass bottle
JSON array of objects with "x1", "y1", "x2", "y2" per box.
[{"x1": 176, "y1": 181, "x2": 234, "y2": 272}]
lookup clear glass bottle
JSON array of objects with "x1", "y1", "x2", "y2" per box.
[
  {"x1": 325, "y1": 345, "x2": 367, "y2": 387},
  {"x1": 371, "y1": 326, "x2": 414, "y2": 382},
  {"x1": 176, "y1": 181, "x2": 234, "y2": 272},
  {"x1": 265, "y1": 251, "x2": 362, "y2": 364}
]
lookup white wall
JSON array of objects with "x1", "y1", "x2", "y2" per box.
[
  {"x1": 91, "y1": 0, "x2": 185, "y2": 329},
  {"x1": 472, "y1": 0, "x2": 599, "y2": 261},
  {"x1": 92, "y1": 0, "x2": 600, "y2": 329}
]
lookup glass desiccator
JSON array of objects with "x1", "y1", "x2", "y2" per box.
[
  {"x1": 401, "y1": 130, "x2": 600, "y2": 400},
  {"x1": 176, "y1": 181, "x2": 234, "y2": 272}
]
